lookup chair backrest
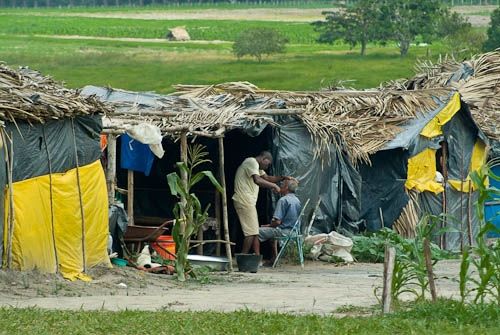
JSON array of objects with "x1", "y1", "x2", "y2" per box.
[{"x1": 289, "y1": 198, "x2": 310, "y2": 235}]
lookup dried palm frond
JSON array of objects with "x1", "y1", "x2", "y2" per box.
[
  {"x1": 383, "y1": 50, "x2": 500, "y2": 141},
  {"x1": 0, "y1": 64, "x2": 110, "y2": 123}
]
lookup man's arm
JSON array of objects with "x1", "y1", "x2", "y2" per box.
[
  {"x1": 261, "y1": 174, "x2": 297, "y2": 183},
  {"x1": 252, "y1": 174, "x2": 280, "y2": 193},
  {"x1": 269, "y1": 217, "x2": 282, "y2": 228}
]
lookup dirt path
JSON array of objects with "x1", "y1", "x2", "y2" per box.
[{"x1": 0, "y1": 260, "x2": 462, "y2": 314}]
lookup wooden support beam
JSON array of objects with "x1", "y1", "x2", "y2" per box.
[
  {"x1": 215, "y1": 187, "x2": 222, "y2": 256},
  {"x1": 106, "y1": 134, "x2": 117, "y2": 205},
  {"x1": 218, "y1": 136, "x2": 233, "y2": 272},
  {"x1": 382, "y1": 246, "x2": 396, "y2": 314},
  {"x1": 127, "y1": 170, "x2": 134, "y2": 226},
  {"x1": 423, "y1": 238, "x2": 437, "y2": 302}
]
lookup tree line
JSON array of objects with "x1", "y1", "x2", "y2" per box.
[
  {"x1": 0, "y1": 0, "x2": 497, "y2": 8},
  {"x1": 314, "y1": 0, "x2": 499, "y2": 56}
]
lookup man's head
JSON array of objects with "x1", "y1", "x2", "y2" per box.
[
  {"x1": 256, "y1": 151, "x2": 273, "y2": 170},
  {"x1": 281, "y1": 179, "x2": 298, "y2": 195}
]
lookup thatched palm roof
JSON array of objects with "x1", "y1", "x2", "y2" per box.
[
  {"x1": 87, "y1": 83, "x2": 451, "y2": 164},
  {"x1": 0, "y1": 63, "x2": 109, "y2": 124},
  {"x1": 383, "y1": 50, "x2": 499, "y2": 141},
  {"x1": 86, "y1": 50, "x2": 498, "y2": 164}
]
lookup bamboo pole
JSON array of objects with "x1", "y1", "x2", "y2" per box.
[
  {"x1": 106, "y1": 134, "x2": 117, "y2": 205},
  {"x1": 127, "y1": 170, "x2": 134, "y2": 226},
  {"x1": 423, "y1": 238, "x2": 437, "y2": 302},
  {"x1": 218, "y1": 136, "x2": 233, "y2": 271},
  {"x1": 441, "y1": 142, "x2": 448, "y2": 250},
  {"x1": 459, "y1": 146, "x2": 465, "y2": 251},
  {"x1": 467, "y1": 180, "x2": 473, "y2": 246},
  {"x1": 71, "y1": 119, "x2": 86, "y2": 272},
  {"x1": 2, "y1": 130, "x2": 14, "y2": 269},
  {"x1": 215, "y1": 188, "x2": 221, "y2": 256},
  {"x1": 382, "y1": 246, "x2": 396, "y2": 314}
]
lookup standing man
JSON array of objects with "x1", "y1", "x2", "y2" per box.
[
  {"x1": 259, "y1": 179, "x2": 301, "y2": 264},
  {"x1": 232, "y1": 151, "x2": 292, "y2": 255}
]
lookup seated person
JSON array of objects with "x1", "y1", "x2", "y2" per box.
[{"x1": 258, "y1": 179, "x2": 301, "y2": 264}]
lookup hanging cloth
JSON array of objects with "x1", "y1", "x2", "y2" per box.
[{"x1": 120, "y1": 134, "x2": 154, "y2": 176}]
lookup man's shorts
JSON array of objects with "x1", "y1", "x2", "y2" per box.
[
  {"x1": 234, "y1": 201, "x2": 259, "y2": 236},
  {"x1": 258, "y1": 227, "x2": 290, "y2": 242}
]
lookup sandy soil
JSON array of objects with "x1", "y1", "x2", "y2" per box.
[{"x1": 0, "y1": 260, "x2": 463, "y2": 314}]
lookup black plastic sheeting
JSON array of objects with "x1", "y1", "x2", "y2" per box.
[
  {"x1": 418, "y1": 186, "x2": 480, "y2": 251},
  {"x1": 443, "y1": 104, "x2": 479, "y2": 181},
  {"x1": 269, "y1": 116, "x2": 361, "y2": 234},
  {"x1": 4, "y1": 115, "x2": 102, "y2": 182},
  {"x1": 0, "y1": 115, "x2": 102, "y2": 268},
  {"x1": 359, "y1": 149, "x2": 409, "y2": 232}
]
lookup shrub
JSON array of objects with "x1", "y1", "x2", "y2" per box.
[
  {"x1": 483, "y1": 7, "x2": 500, "y2": 52},
  {"x1": 232, "y1": 27, "x2": 288, "y2": 62}
]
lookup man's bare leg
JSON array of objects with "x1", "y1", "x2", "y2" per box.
[
  {"x1": 241, "y1": 236, "x2": 254, "y2": 254},
  {"x1": 253, "y1": 236, "x2": 260, "y2": 255}
]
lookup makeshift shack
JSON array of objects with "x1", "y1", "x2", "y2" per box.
[
  {"x1": 83, "y1": 50, "x2": 495, "y2": 253},
  {"x1": 0, "y1": 65, "x2": 111, "y2": 280}
]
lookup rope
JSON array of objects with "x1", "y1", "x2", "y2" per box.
[
  {"x1": 71, "y1": 118, "x2": 87, "y2": 273},
  {"x1": 42, "y1": 126, "x2": 59, "y2": 273}
]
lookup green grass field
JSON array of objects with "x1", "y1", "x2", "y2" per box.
[
  {"x1": 0, "y1": 34, "x2": 446, "y2": 93},
  {"x1": 0, "y1": 6, "x2": 484, "y2": 93},
  {"x1": 0, "y1": 300, "x2": 498, "y2": 335}
]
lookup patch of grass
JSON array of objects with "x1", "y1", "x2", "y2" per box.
[
  {"x1": 0, "y1": 35, "x2": 448, "y2": 93},
  {"x1": 0, "y1": 14, "x2": 317, "y2": 43},
  {"x1": 0, "y1": 299, "x2": 498, "y2": 334}
]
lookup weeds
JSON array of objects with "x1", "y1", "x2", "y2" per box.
[{"x1": 459, "y1": 162, "x2": 500, "y2": 305}]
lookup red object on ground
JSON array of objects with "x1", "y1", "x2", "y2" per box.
[{"x1": 152, "y1": 235, "x2": 176, "y2": 260}]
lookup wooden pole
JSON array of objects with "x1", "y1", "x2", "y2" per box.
[
  {"x1": 423, "y1": 238, "x2": 437, "y2": 302},
  {"x1": 460, "y1": 146, "x2": 465, "y2": 251},
  {"x1": 467, "y1": 180, "x2": 473, "y2": 246},
  {"x1": 441, "y1": 142, "x2": 448, "y2": 250},
  {"x1": 2, "y1": 130, "x2": 15, "y2": 269},
  {"x1": 106, "y1": 134, "x2": 117, "y2": 205},
  {"x1": 218, "y1": 137, "x2": 233, "y2": 271},
  {"x1": 127, "y1": 170, "x2": 134, "y2": 226},
  {"x1": 215, "y1": 188, "x2": 221, "y2": 256},
  {"x1": 382, "y1": 246, "x2": 396, "y2": 314}
]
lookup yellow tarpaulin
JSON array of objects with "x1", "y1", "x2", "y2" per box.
[
  {"x1": 405, "y1": 148, "x2": 444, "y2": 194},
  {"x1": 449, "y1": 139, "x2": 488, "y2": 192},
  {"x1": 3, "y1": 160, "x2": 110, "y2": 279},
  {"x1": 420, "y1": 93, "x2": 461, "y2": 139}
]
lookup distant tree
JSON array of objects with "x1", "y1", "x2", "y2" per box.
[
  {"x1": 313, "y1": 0, "x2": 384, "y2": 56},
  {"x1": 232, "y1": 28, "x2": 288, "y2": 62},
  {"x1": 438, "y1": 11, "x2": 485, "y2": 58},
  {"x1": 382, "y1": 0, "x2": 445, "y2": 57},
  {"x1": 483, "y1": 7, "x2": 500, "y2": 52}
]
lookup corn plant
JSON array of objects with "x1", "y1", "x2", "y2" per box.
[
  {"x1": 167, "y1": 144, "x2": 222, "y2": 282},
  {"x1": 375, "y1": 214, "x2": 453, "y2": 305},
  {"x1": 459, "y1": 163, "x2": 500, "y2": 304}
]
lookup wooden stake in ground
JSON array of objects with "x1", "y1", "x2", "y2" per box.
[
  {"x1": 106, "y1": 134, "x2": 117, "y2": 205},
  {"x1": 382, "y1": 245, "x2": 396, "y2": 314},
  {"x1": 423, "y1": 237, "x2": 437, "y2": 302},
  {"x1": 127, "y1": 170, "x2": 134, "y2": 226},
  {"x1": 218, "y1": 136, "x2": 233, "y2": 271},
  {"x1": 467, "y1": 180, "x2": 473, "y2": 246}
]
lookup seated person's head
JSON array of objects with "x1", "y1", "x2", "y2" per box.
[{"x1": 282, "y1": 179, "x2": 298, "y2": 194}]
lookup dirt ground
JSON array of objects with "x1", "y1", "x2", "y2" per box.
[
  {"x1": 38, "y1": 6, "x2": 495, "y2": 26},
  {"x1": 0, "y1": 260, "x2": 463, "y2": 314}
]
